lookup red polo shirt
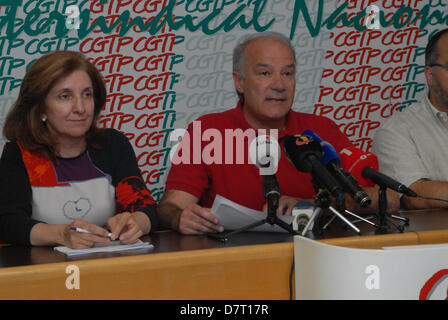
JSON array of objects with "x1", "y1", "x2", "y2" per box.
[{"x1": 165, "y1": 104, "x2": 354, "y2": 211}]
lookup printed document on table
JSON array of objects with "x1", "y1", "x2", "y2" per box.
[
  {"x1": 54, "y1": 239, "x2": 153, "y2": 256},
  {"x1": 211, "y1": 195, "x2": 294, "y2": 233}
]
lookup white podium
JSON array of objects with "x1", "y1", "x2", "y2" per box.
[{"x1": 294, "y1": 236, "x2": 448, "y2": 300}]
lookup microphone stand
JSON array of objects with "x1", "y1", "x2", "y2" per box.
[
  {"x1": 301, "y1": 187, "x2": 361, "y2": 237},
  {"x1": 375, "y1": 185, "x2": 409, "y2": 234},
  {"x1": 264, "y1": 176, "x2": 296, "y2": 233},
  {"x1": 300, "y1": 189, "x2": 328, "y2": 236},
  {"x1": 207, "y1": 174, "x2": 297, "y2": 242}
]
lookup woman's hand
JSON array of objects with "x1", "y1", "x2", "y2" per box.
[
  {"x1": 106, "y1": 211, "x2": 151, "y2": 244},
  {"x1": 62, "y1": 219, "x2": 111, "y2": 249}
]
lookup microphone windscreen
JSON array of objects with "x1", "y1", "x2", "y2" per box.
[
  {"x1": 339, "y1": 147, "x2": 379, "y2": 187},
  {"x1": 302, "y1": 129, "x2": 340, "y2": 166},
  {"x1": 283, "y1": 134, "x2": 322, "y2": 173}
]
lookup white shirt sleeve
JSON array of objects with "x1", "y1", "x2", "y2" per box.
[{"x1": 372, "y1": 117, "x2": 431, "y2": 188}]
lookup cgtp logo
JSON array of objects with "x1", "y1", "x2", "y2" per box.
[{"x1": 419, "y1": 269, "x2": 448, "y2": 300}]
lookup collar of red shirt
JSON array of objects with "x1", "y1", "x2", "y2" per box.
[{"x1": 234, "y1": 101, "x2": 296, "y2": 140}]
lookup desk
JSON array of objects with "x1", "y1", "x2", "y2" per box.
[{"x1": 1, "y1": 210, "x2": 448, "y2": 299}]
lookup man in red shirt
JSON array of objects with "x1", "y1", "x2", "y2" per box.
[{"x1": 159, "y1": 32, "x2": 399, "y2": 234}]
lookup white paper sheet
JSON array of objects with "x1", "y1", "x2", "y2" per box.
[
  {"x1": 54, "y1": 239, "x2": 153, "y2": 256},
  {"x1": 211, "y1": 194, "x2": 294, "y2": 233}
]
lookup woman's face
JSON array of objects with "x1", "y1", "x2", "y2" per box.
[{"x1": 42, "y1": 70, "x2": 95, "y2": 146}]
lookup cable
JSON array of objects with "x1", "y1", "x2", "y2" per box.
[
  {"x1": 418, "y1": 195, "x2": 448, "y2": 203},
  {"x1": 289, "y1": 257, "x2": 295, "y2": 300}
]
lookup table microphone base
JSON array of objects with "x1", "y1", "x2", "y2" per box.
[{"x1": 375, "y1": 186, "x2": 409, "y2": 234}]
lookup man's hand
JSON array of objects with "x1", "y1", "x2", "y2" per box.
[
  {"x1": 262, "y1": 195, "x2": 313, "y2": 216},
  {"x1": 401, "y1": 179, "x2": 448, "y2": 209},
  {"x1": 159, "y1": 189, "x2": 224, "y2": 235},
  {"x1": 178, "y1": 203, "x2": 224, "y2": 234}
]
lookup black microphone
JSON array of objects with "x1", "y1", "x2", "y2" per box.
[
  {"x1": 330, "y1": 165, "x2": 372, "y2": 207},
  {"x1": 249, "y1": 135, "x2": 281, "y2": 216},
  {"x1": 262, "y1": 170, "x2": 281, "y2": 215},
  {"x1": 302, "y1": 130, "x2": 371, "y2": 208},
  {"x1": 283, "y1": 134, "x2": 344, "y2": 198},
  {"x1": 361, "y1": 166, "x2": 418, "y2": 197}
]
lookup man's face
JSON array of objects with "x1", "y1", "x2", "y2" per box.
[
  {"x1": 426, "y1": 34, "x2": 448, "y2": 112},
  {"x1": 233, "y1": 37, "x2": 296, "y2": 129}
]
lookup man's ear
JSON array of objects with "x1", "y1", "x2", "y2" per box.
[
  {"x1": 233, "y1": 71, "x2": 244, "y2": 94},
  {"x1": 424, "y1": 65, "x2": 433, "y2": 88}
]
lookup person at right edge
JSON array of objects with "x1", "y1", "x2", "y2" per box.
[{"x1": 373, "y1": 28, "x2": 448, "y2": 209}]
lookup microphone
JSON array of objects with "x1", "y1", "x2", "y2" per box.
[
  {"x1": 292, "y1": 201, "x2": 315, "y2": 233},
  {"x1": 249, "y1": 135, "x2": 281, "y2": 214},
  {"x1": 362, "y1": 167, "x2": 418, "y2": 197},
  {"x1": 339, "y1": 147, "x2": 418, "y2": 197},
  {"x1": 283, "y1": 134, "x2": 344, "y2": 198},
  {"x1": 302, "y1": 130, "x2": 371, "y2": 208}
]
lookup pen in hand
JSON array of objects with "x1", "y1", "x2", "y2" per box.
[{"x1": 69, "y1": 227, "x2": 113, "y2": 238}]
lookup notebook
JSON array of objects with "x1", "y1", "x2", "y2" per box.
[{"x1": 54, "y1": 239, "x2": 153, "y2": 256}]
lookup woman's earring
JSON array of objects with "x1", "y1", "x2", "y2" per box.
[{"x1": 41, "y1": 117, "x2": 47, "y2": 123}]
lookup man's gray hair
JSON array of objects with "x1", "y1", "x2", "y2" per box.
[{"x1": 232, "y1": 31, "x2": 296, "y2": 77}]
